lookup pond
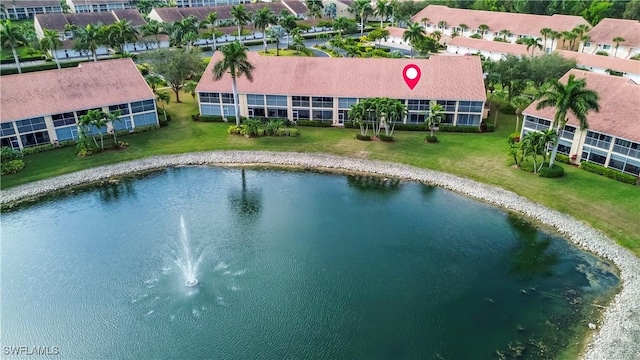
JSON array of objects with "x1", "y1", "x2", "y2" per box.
[{"x1": 0, "y1": 167, "x2": 618, "y2": 359}]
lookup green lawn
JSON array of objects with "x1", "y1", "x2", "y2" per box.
[
  {"x1": 1, "y1": 46, "x2": 45, "y2": 61},
  {"x1": 259, "y1": 49, "x2": 309, "y2": 57},
  {"x1": 2, "y1": 90, "x2": 639, "y2": 256}
]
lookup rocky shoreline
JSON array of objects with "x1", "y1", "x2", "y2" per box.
[{"x1": 1, "y1": 151, "x2": 638, "y2": 359}]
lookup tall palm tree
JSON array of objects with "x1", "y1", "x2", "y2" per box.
[
  {"x1": 39, "y1": 28, "x2": 63, "y2": 69},
  {"x1": 352, "y1": 0, "x2": 372, "y2": 37},
  {"x1": 459, "y1": 23, "x2": 468, "y2": 36},
  {"x1": 253, "y1": 7, "x2": 275, "y2": 54},
  {"x1": 202, "y1": 12, "x2": 218, "y2": 51},
  {"x1": 170, "y1": 15, "x2": 199, "y2": 50},
  {"x1": 560, "y1": 30, "x2": 572, "y2": 49},
  {"x1": 292, "y1": 34, "x2": 305, "y2": 55},
  {"x1": 376, "y1": 0, "x2": 391, "y2": 27},
  {"x1": 305, "y1": 0, "x2": 323, "y2": 19},
  {"x1": 183, "y1": 80, "x2": 198, "y2": 100},
  {"x1": 402, "y1": 22, "x2": 425, "y2": 58},
  {"x1": 213, "y1": 41, "x2": 254, "y2": 126},
  {"x1": 74, "y1": 23, "x2": 105, "y2": 62},
  {"x1": 141, "y1": 19, "x2": 165, "y2": 50},
  {"x1": 540, "y1": 27, "x2": 552, "y2": 50},
  {"x1": 108, "y1": 19, "x2": 138, "y2": 53},
  {"x1": 146, "y1": 73, "x2": 163, "y2": 93},
  {"x1": 231, "y1": 4, "x2": 250, "y2": 45},
  {"x1": 612, "y1": 36, "x2": 625, "y2": 57},
  {"x1": 524, "y1": 37, "x2": 543, "y2": 56},
  {"x1": 437, "y1": 20, "x2": 447, "y2": 32},
  {"x1": 549, "y1": 30, "x2": 561, "y2": 51},
  {"x1": 420, "y1": 17, "x2": 429, "y2": 29},
  {"x1": 332, "y1": 16, "x2": 350, "y2": 35},
  {"x1": 267, "y1": 25, "x2": 285, "y2": 56},
  {"x1": 0, "y1": 20, "x2": 28, "y2": 74},
  {"x1": 278, "y1": 13, "x2": 297, "y2": 48},
  {"x1": 535, "y1": 74, "x2": 600, "y2": 168},
  {"x1": 478, "y1": 24, "x2": 489, "y2": 39},
  {"x1": 425, "y1": 100, "x2": 444, "y2": 138},
  {"x1": 156, "y1": 92, "x2": 170, "y2": 120}
]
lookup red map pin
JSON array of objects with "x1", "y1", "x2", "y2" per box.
[{"x1": 402, "y1": 64, "x2": 421, "y2": 90}]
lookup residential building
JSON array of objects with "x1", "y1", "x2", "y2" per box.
[
  {"x1": 282, "y1": 0, "x2": 308, "y2": 20},
  {"x1": 411, "y1": 5, "x2": 589, "y2": 53},
  {"x1": 521, "y1": 69, "x2": 640, "y2": 176},
  {"x1": 0, "y1": 0, "x2": 62, "y2": 20},
  {"x1": 149, "y1": 3, "x2": 290, "y2": 24},
  {"x1": 0, "y1": 59, "x2": 158, "y2": 150},
  {"x1": 65, "y1": 0, "x2": 131, "y2": 13},
  {"x1": 175, "y1": 0, "x2": 249, "y2": 8},
  {"x1": 383, "y1": 27, "x2": 408, "y2": 46},
  {"x1": 579, "y1": 18, "x2": 640, "y2": 59},
  {"x1": 556, "y1": 50, "x2": 640, "y2": 83},
  {"x1": 446, "y1": 36, "x2": 542, "y2": 60},
  {"x1": 322, "y1": 0, "x2": 355, "y2": 20},
  {"x1": 196, "y1": 52, "x2": 487, "y2": 127}
]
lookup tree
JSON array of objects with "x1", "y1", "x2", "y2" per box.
[
  {"x1": 612, "y1": 36, "x2": 625, "y2": 57},
  {"x1": 351, "y1": 0, "x2": 373, "y2": 37},
  {"x1": 349, "y1": 102, "x2": 368, "y2": 136},
  {"x1": 623, "y1": 0, "x2": 640, "y2": 20},
  {"x1": 40, "y1": 29, "x2": 63, "y2": 69},
  {"x1": 375, "y1": 0, "x2": 391, "y2": 27},
  {"x1": 305, "y1": 0, "x2": 324, "y2": 19},
  {"x1": 437, "y1": 20, "x2": 447, "y2": 32},
  {"x1": 278, "y1": 13, "x2": 297, "y2": 48},
  {"x1": 156, "y1": 91, "x2": 170, "y2": 120},
  {"x1": 549, "y1": 30, "x2": 561, "y2": 51},
  {"x1": 528, "y1": 53, "x2": 576, "y2": 87},
  {"x1": 540, "y1": 27, "x2": 552, "y2": 50},
  {"x1": 521, "y1": 131, "x2": 545, "y2": 173},
  {"x1": 511, "y1": 96, "x2": 531, "y2": 132},
  {"x1": 79, "y1": 110, "x2": 104, "y2": 150},
  {"x1": 183, "y1": 80, "x2": 198, "y2": 100},
  {"x1": 582, "y1": 0, "x2": 612, "y2": 25},
  {"x1": 107, "y1": 19, "x2": 138, "y2": 53},
  {"x1": 413, "y1": 36, "x2": 439, "y2": 57},
  {"x1": 170, "y1": 15, "x2": 199, "y2": 51},
  {"x1": 74, "y1": 23, "x2": 105, "y2": 62},
  {"x1": 535, "y1": 74, "x2": 600, "y2": 168},
  {"x1": 459, "y1": 23, "x2": 468, "y2": 36},
  {"x1": 141, "y1": 48, "x2": 206, "y2": 103},
  {"x1": 59, "y1": 0, "x2": 70, "y2": 13},
  {"x1": 253, "y1": 7, "x2": 275, "y2": 54},
  {"x1": 332, "y1": 17, "x2": 354, "y2": 35},
  {"x1": 292, "y1": 34, "x2": 305, "y2": 55},
  {"x1": 1, "y1": 20, "x2": 29, "y2": 74},
  {"x1": 523, "y1": 37, "x2": 543, "y2": 56},
  {"x1": 382, "y1": 98, "x2": 406, "y2": 137},
  {"x1": 105, "y1": 110, "x2": 122, "y2": 146},
  {"x1": 141, "y1": 20, "x2": 165, "y2": 50},
  {"x1": 425, "y1": 100, "x2": 443, "y2": 138},
  {"x1": 403, "y1": 22, "x2": 425, "y2": 58},
  {"x1": 145, "y1": 73, "x2": 164, "y2": 93},
  {"x1": 267, "y1": 25, "x2": 285, "y2": 56},
  {"x1": 478, "y1": 24, "x2": 489, "y2": 39},
  {"x1": 200, "y1": 12, "x2": 219, "y2": 52},
  {"x1": 430, "y1": 30, "x2": 442, "y2": 42},
  {"x1": 213, "y1": 41, "x2": 254, "y2": 127},
  {"x1": 231, "y1": 4, "x2": 251, "y2": 45},
  {"x1": 324, "y1": 3, "x2": 337, "y2": 19}
]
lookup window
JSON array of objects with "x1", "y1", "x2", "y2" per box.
[
  {"x1": 267, "y1": 108, "x2": 287, "y2": 118},
  {"x1": 266, "y1": 95, "x2": 287, "y2": 106},
  {"x1": 55, "y1": 127, "x2": 78, "y2": 141},
  {"x1": 1, "y1": 122, "x2": 16, "y2": 136},
  {"x1": 613, "y1": 138, "x2": 640, "y2": 159},
  {"x1": 201, "y1": 103, "x2": 221, "y2": 116},
  {"x1": 108, "y1": 103, "x2": 130, "y2": 115},
  {"x1": 199, "y1": 92, "x2": 220, "y2": 103},
  {"x1": 133, "y1": 113, "x2": 158, "y2": 128},
  {"x1": 293, "y1": 109, "x2": 310, "y2": 120},
  {"x1": 602, "y1": 44, "x2": 611, "y2": 50},
  {"x1": 292, "y1": 96, "x2": 310, "y2": 107},
  {"x1": 312, "y1": 110, "x2": 333, "y2": 120},
  {"x1": 557, "y1": 139, "x2": 572, "y2": 155},
  {"x1": 457, "y1": 101, "x2": 483, "y2": 113},
  {"x1": 20, "y1": 131, "x2": 50, "y2": 147},
  {"x1": 523, "y1": 115, "x2": 551, "y2": 131},
  {"x1": 131, "y1": 99, "x2": 155, "y2": 113},
  {"x1": 246, "y1": 94, "x2": 265, "y2": 106},
  {"x1": 52, "y1": 112, "x2": 76, "y2": 127},
  {"x1": 457, "y1": 114, "x2": 480, "y2": 126},
  {"x1": 559, "y1": 125, "x2": 575, "y2": 140},
  {"x1": 582, "y1": 147, "x2": 607, "y2": 165},
  {"x1": 441, "y1": 113, "x2": 454, "y2": 124},
  {"x1": 408, "y1": 113, "x2": 426, "y2": 123},
  {"x1": 584, "y1": 42, "x2": 591, "y2": 47},
  {"x1": 407, "y1": 99, "x2": 429, "y2": 111},
  {"x1": 585, "y1": 131, "x2": 611, "y2": 150},
  {"x1": 312, "y1": 97, "x2": 333, "y2": 108},
  {"x1": 221, "y1": 93, "x2": 235, "y2": 104},
  {"x1": 437, "y1": 100, "x2": 456, "y2": 112},
  {"x1": 338, "y1": 97, "x2": 357, "y2": 109},
  {"x1": 249, "y1": 107, "x2": 265, "y2": 117},
  {"x1": 16, "y1": 117, "x2": 46, "y2": 133}
]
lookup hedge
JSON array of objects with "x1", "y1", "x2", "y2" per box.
[
  {"x1": 1, "y1": 58, "x2": 111, "y2": 76},
  {"x1": 555, "y1": 154, "x2": 571, "y2": 164},
  {"x1": 356, "y1": 134, "x2": 371, "y2": 141},
  {"x1": 1, "y1": 55, "x2": 46, "y2": 65},
  {"x1": 580, "y1": 161, "x2": 638, "y2": 185},
  {"x1": 378, "y1": 134, "x2": 394, "y2": 142},
  {"x1": 193, "y1": 114, "x2": 226, "y2": 122},
  {"x1": 296, "y1": 120, "x2": 333, "y2": 127},
  {"x1": 439, "y1": 125, "x2": 480, "y2": 133},
  {"x1": 539, "y1": 163, "x2": 565, "y2": 178},
  {"x1": 425, "y1": 135, "x2": 438, "y2": 143},
  {"x1": 1, "y1": 159, "x2": 25, "y2": 175}
]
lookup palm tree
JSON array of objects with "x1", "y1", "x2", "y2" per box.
[
  {"x1": 74, "y1": 23, "x2": 105, "y2": 62},
  {"x1": 459, "y1": 23, "x2": 468, "y2": 36},
  {"x1": 146, "y1": 73, "x2": 163, "y2": 93},
  {"x1": 425, "y1": 100, "x2": 444, "y2": 138},
  {"x1": 612, "y1": 36, "x2": 625, "y2": 57},
  {"x1": 213, "y1": 41, "x2": 254, "y2": 126},
  {"x1": 535, "y1": 74, "x2": 600, "y2": 168},
  {"x1": 437, "y1": 20, "x2": 447, "y2": 32},
  {"x1": 183, "y1": 80, "x2": 198, "y2": 100},
  {"x1": 253, "y1": 7, "x2": 275, "y2": 54},
  {"x1": 156, "y1": 92, "x2": 170, "y2": 121},
  {"x1": 108, "y1": 19, "x2": 138, "y2": 53},
  {"x1": 278, "y1": 12, "x2": 297, "y2": 48},
  {"x1": 420, "y1": 17, "x2": 429, "y2": 29},
  {"x1": 39, "y1": 28, "x2": 63, "y2": 69},
  {"x1": 231, "y1": 4, "x2": 250, "y2": 45},
  {"x1": 352, "y1": 0, "x2": 373, "y2": 37},
  {"x1": 478, "y1": 24, "x2": 489, "y2": 39},
  {"x1": 549, "y1": 30, "x2": 561, "y2": 51},
  {"x1": 305, "y1": 0, "x2": 323, "y2": 19},
  {"x1": 0, "y1": 20, "x2": 28, "y2": 74},
  {"x1": 332, "y1": 16, "x2": 350, "y2": 35},
  {"x1": 402, "y1": 22, "x2": 425, "y2": 58},
  {"x1": 292, "y1": 34, "x2": 305, "y2": 55},
  {"x1": 579, "y1": 35, "x2": 590, "y2": 53},
  {"x1": 524, "y1": 37, "x2": 543, "y2": 56},
  {"x1": 560, "y1": 30, "x2": 572, "y2": 49},
  {"x1": 521, "y1": 131, "x2": 545, "y2": 173},
  {"x1": 376, "y1": 0, "x2": 391, "y2": 27},
  {"x1": 141, "y1": 20, "x2": 165, "y2": 50},
  {"x1": 540, "y1": 27, "x2": 552, "y2": 50},
  {"x1": 170, "y1": 15, "x2": 199, "y2": 51},
  {"x1": 267, "y1": 25, "x2": 285, "y2": 56},
  {"x1": 565, "y1": 31, "x2": 578, "y2": 51},
  {"x1": 202, "y1": 12, "x2": 219, "y2": 51},
  {"x1": 106, "y1": 110, "x2": 122, "y2": 146},
  {"x1": 430, "y1": 30, "x2": 442, "y2": 42},
  {"x1": 511, "y1": 96, "x2": 531, "y2": 132}
]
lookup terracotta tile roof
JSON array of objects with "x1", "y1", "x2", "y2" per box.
[
  {"x1": 555, "y1": 50, "x2": 640, "y2": 76},
  {"x1": 385, "y1": 26, "x2": 406, "y2": 38},
  {"x1": 112, "y1": 9, "x2": 147, "y2": 27},
  {"x1": 66, "y1": 12, "x2": 118, "y2": 27},
  {"x1": 0, "y1": 59, "x2": 155, "y2": 123},
  {"x1": 447, "y1": 36, "x2": 543, "y2": 56},
  {"x1": 586, "y1": 18, "x2": 640, "y2": 48},
  {"x1": 0, "y1": 0, "x2": 59, "y2": 7},
  {"x1": 196, "y1": 52, "x2": 486, "y2": 101},
  {"x1": 411, "y1": 5, "x2": 589, "y2": 37},
  {"x1": 282, "y1": 0, "x2": 308, "y2": 15},
  {"x1": 35, "y1": 14, "x2": 70, "y2": 32},
  {"x1": 523, "y1": 69, "x2": 640, "y2": 142},
  {"x1": 152, "y1": 3, "x2": 290, "y2": 23}
]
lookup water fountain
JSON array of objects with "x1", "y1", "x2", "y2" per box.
[{"x1": 174, "y1": 215, "x2": 204, "y2": 287}]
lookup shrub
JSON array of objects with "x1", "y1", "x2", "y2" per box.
[
  {"x1": 555, "y1": 153, "x2": 571, "y2": 164},
  {"x1": 227, "y1": 125, "x2": 242, "y2": 135},
  {"x1": 1, "y1": 159, "x2": 25, "y2": 175},
  {"x1": 393, "y1": 123, "x2": 427, "y2": 131},
  {"x1": 425, "y1": 135, "x2": 438, "y2": 143},
  {"x1": 439, "y1": 125, "x2": 480, "y2": 133},
  {"x1": 631, "y1": 54, "x2": 640, "y2": 61},
  {"x1": 317, "y1": 20, "x2": 333, "y2": 28},
  {"x1": 470, "y1": 34, "x2": 482, "y2": 39},
  {"x1": 378, "y1": 134, "x2": 394, "y2": 142},
  {"x1": 136, "y1": 63, "x2": 150, "y2": 76},
  {"x1": 22, "y1": 143, "x2": 55, "y2": 155},
  {"x1": 486, "y1": 124, "x2": 495, "y2": 132},
  {"x1": 500, "y1": 104, "x2": 516, "y2": 115},
  {"x1": 133, "y1": 124, "x2": 159, "y2": 133},
  {"x1": 580, "y1": 161, "x2": 638, "y2": 185},
  {"x1": 226, "y1": 115, "x2": 247, "y2": 123},
  {"x1": 1, "y1": 146, "x2": 23, "y2": 163},
  {"x1": 356, "y1": 134, "x2": 371, "y2": 141},
  {"x1": 276, "y1": 128, "x2": 299, "y2": 137},
  {"x1": 196, "y1": 115, "x2": 225, "y2": 122},
  {"x1": 519, "y1": 159, "x2": 535, "y2": 173},
  {"x1": 296, "y1": 120, "x2": 333, "y2": 127},
  {"x1": 508, "y1": 132, "x2": 521, "y2": 144},
  {"x1": 596, "y1": 51, "x2": 609, "y2": 56},
  {"x1": 539, "y1": 163, "x2": 565, "y2": 178}
]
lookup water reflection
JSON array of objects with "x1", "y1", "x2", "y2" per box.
[
  {"x1": 97, "y1": 179, "x2": 136, "y2": 203},
  {"x1": 228, "y1": 169, "x2": 261, "y2": 218},
  {"x1": 347, "y1": 175, "x2": 401, "y2": 194},
  {"x1": 507, "y1": 214, "x2": 559, "y2": 278}
]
